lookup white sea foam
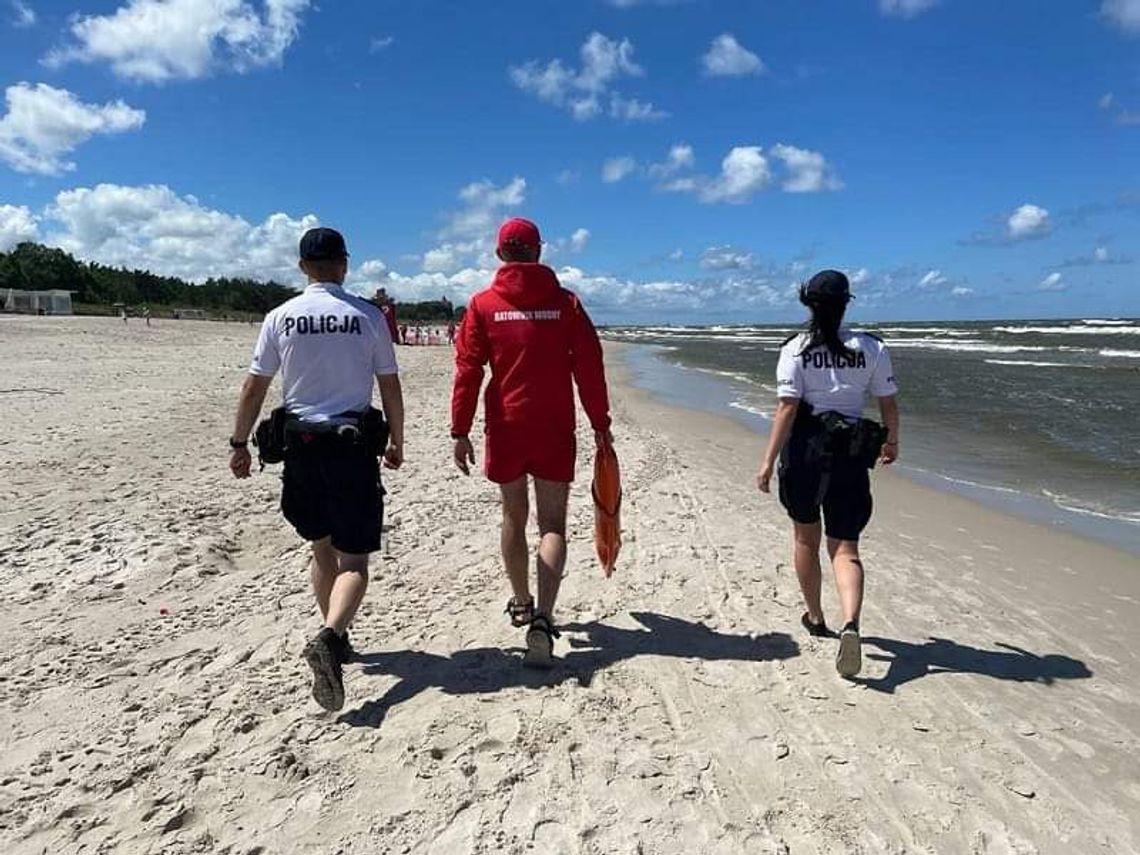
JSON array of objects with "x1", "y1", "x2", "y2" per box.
[
  {"x1": 993, "y1": 324, "x2": 1140, "y2": 335},
  {"x1": 729, "y1": 400, "x2": 771, "y2": 419},
  {"x1": 876, "y1": 327, "x2": 976, "y2": 337},
  {"x1": 1100, "y1": 349, "x2": 1140, "y2": 359},
  {"x1": 1041, "y1": 490, "x2": 1140, "y2": 525},
  {"x1": 887, "y1": 339, "x2": 1050, "y2": 353},
  {"x1": 983, "y1": 359, "x2": 1078, "y2": 368},
  {"x1": 694, "y1": 367, "x2": 761, "y2": 385}
]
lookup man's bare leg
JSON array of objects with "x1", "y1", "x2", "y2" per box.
[
  {"x1": 325, "y1": 550, "x2": 369, "y2": 634},
  {"x1": 533, "y1": 478, "x2": 570, "y2": 620},
  {"x1": 310, "y1": 537, "x2": 338, "y2": 620},
  {"x1": 793, "y1": 522, "x2": 824, "y2": 624},
  {"x1": 500, "y1": 477, "x2": 531, "y2": 605},
  {"x1": 827, "y1": 538, "x2": 864, "y2": 628}
]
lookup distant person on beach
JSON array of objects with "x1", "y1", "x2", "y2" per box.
[
  {"x1": 755, "y1": 270, "x2": 899, "y2": 678},
  {"x1": 143, "y1": 306, "x2": 151, "y2": 327},
  {"x1": 228, "y1": 227, "x2": 405, "y2": 712},
  {"x1": 450, "y1": 217, "x2": 612, "y2": 668},
  {"x1": 120, "y1": 308, "x2": 128, "y2": 324},
  {"x1": 373, "y1": 288, "x2": 400, "y2": 344}
]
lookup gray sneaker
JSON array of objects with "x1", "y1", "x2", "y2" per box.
[
  {"x1": 303, "y1": 627, "x2": 345, "y2": 710},
  {"x1": 836, "y1": 625, "x2": 862, "y2": 678}
]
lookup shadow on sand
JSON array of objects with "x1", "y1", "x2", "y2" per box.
[
  {"x1": 854, "y1": 636, "x2": 1092, "y2": 694},
  {"x1": 340, "y1": 611, "x2": 799, "y2": 728}
]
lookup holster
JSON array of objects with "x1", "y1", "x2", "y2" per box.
[
  {"x1": 793, "y1": 405, "x2": 888, "y2": 470},
  {"x1": 359, "y1": 406, "x2": 390, "y2": 456},
  {"x1": 253, "y1": 406, "x2": 290, "y2": 467}
]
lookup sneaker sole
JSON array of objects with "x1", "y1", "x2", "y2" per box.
[
  {"x1": 836, "y1": 631, "x2": 862, "y2": 678},
  {"x1": 303, "y1": 639, "x2": 345, "y2": 711},
  {"x1": 522, "y1": 629, "x2": 554, "y2": 669}
]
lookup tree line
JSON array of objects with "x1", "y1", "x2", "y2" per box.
[{"x1": 0, "y1": 242, "x2": 458, "y2": 321}]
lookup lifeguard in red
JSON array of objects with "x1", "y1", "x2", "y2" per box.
[{"x1": 451, "y1": 245, "x2": 610, "y2": 484}]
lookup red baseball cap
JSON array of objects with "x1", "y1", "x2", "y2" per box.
[{"x1": 497, "y1": 217, "x2": 541, "y2": 250}]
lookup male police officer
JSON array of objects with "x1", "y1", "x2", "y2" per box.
[{"x1": 229, "y1": 227, "x2": 405, "y2": 711}]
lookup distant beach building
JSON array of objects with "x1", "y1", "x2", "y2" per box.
[
  {"x1": 173, "y1": 309, "x2": 209, "y2": 320},
  {"x1": 1, "y1": 289, "x2": 74, "y2": 315}
]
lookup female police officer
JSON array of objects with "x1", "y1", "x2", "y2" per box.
[{"x1": 756, "y1": 270, "x2": 899, "y2": 678}]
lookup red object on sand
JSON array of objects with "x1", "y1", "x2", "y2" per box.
[
  {"x1": 159, "y1": 607, "x2": 169, "y2": 616},
  {"x1": 593, "y1": 437, "x2": 622, "y2": 577}
]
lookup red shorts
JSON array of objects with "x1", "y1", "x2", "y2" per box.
[{"x1": 484, "y1": 426, "x2": 576, "y2": 484}]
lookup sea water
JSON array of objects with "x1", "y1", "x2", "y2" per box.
[{"x1": 606, "y1": 319, "x2": 1140, "y2": 555}]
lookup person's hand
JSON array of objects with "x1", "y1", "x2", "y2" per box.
[
  {"x1": 756, "y1": 460, "x2": 774, "y2": 493},
  {"x1": 595, "y1": 428, "x2": 614, "y2": 449},
  {"x1": 879, "y1": 440, "x2": 898, "y2": 466},
  {"x1": 383, "y1": 442, "x2": 403, "y2": 470},
  {"x1": 453, "y1": 437, "x2": 475, "y2": 475},
  {"x1": 230, "y1": 447, "x2": 252, "y2": 479}
]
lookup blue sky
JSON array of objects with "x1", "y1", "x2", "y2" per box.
[{"x1": 0, "y1": 0, "x2": 1137, "y2": 323}]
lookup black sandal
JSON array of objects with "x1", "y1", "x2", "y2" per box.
[
  {"x1": 801, "y1": 612, "x2": 831, "y2": 638},
  {"x1": 523, "y1": 614, "x2": 560, "y2": 669},
  {"x1": 505, "y1": 596, "x2": 535, "y2": 628}
]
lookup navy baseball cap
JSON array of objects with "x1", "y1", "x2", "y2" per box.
[
  {"x1": 299, "y1": 227, "x2": 349, "y2": 261},
  {"x1": 801, "y1": 269, "x2": 852, "y2": 303}
]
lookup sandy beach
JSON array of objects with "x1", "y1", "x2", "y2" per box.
[{"x1": 1, "y1": 316, "x2": 1138, "y2": 855}]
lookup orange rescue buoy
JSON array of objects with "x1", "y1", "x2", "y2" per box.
[{"x1": 592, "y1": 437, "x2": 622, "y2": 577}]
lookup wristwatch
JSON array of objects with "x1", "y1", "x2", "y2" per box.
[{"x1": 229, "y1": 437, "x2": 249, "y2": 449}]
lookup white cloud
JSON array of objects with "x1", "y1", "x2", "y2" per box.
[
  {"x1": 951, "y1": 286, "x2": 974, "y2": 297},
  {"x1": 1038, "y1": 272, "x2": 1065, "y2": 291},
  {"x1": 370, "y1": 35, "x2": 394, "y2": 54},
  {"x1": 918, "y1": 269, "x2": 947, "y2": 287},
  {"x1": 653, "y1": 143, "x2": 839, "y2": 203},
  {"x1": 444, "y1": 177, "x2": 526, "y2": 240},
  {"x1": 770, "y1": 143, "x2": 843, "y2": 192},
  {"x1": 0, "y1": 203, "x2": 38, "y2": 250},
  {"x1": 422, "y1": 245, "x2": 462, "y2": 274},
  {"x1": 1094, "y1": 245, "x2": 1110, "y2": 262},
  {"x1": 609, "y1": 96, "x2": 668, "y2": 121},
  {"x1": 1099, "y1": 92, "x2": 1116, "y2": 110},
  {"x1": 555, "y1": 169, "x2": 579, "y2": 185},
  {"x1": 0, "y1": 83, "x2": 146, "y2": 175},
  {"x1": 700, "y1": 245, "x2": 753, "y2": 270},
  {"x1": 848, "y1": 267, "x2": 871, "y2": 285},
  {"x1": 702, "y1": 34, "x2": 764, "y2": 77},
  {"x1": 667, "y1": 248, "x2": 684, "y2": 261},
  {"x1": 509, "y1": 32, "x2": 664, "y2": 122},
  {"x1": 698, "y1": 146, "x2": 771, "y2": 204},
  {"x1": 648, "y1": 144, "x2": 694, "y2": 178},
  {"x1": 1006, "y1": 203, "x2": 1051, "y2": 240},
  {"x1": 11, "y1": 1, "x2": 35, "y2": 27},
  {"x1": 879, "y1": 0, "x2": 938, "y2": 18},
  {"x1": 1102, "y1": 0, "x2": 1140, "y2": 33},
  {"x1": 39, "y1": 183, "x2": 317, "y2": 282},
  {"x1": 46, "y1": 0, "x2": 312, "y2": 83},
  {"x1": 570, "y1": 228, "x2": 590, "y2": 252},
  {"x1": 602, "y1": 156, "x2": 637, "y2": 183},
  {"x1": 419, "y1": 177, "x2": 528, "y2": 273}
]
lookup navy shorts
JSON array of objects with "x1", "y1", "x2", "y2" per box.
[
  {"x1": 280, "y1": 441, "x2": 383, "y2": 554},
  {"x1": 777, "y1": 433, "x2": 873, "y2": 541}
]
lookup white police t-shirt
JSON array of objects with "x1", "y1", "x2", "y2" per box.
[
  {"x1": 249, "y1": 283, "x2": 398, "y2": 422},
  {"x1": 776, "y1": 328, "x2": 897, "y2": 419}
]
